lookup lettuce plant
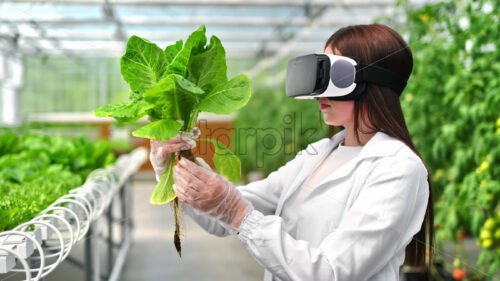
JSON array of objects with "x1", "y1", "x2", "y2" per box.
[
  {"x1": 94, "y1": 25, "x2": 251, "y2": 256},
  {"x1": 0, "y1": 132, "x2": 115, "y2": 231}
]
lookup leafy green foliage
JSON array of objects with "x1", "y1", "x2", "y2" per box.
[
  {"x1": 150, "y1": 156, "x2": 177, "y2": 204},
  {"x1": 197, "y1": 74, "x2": 251, "y2": 114},
  {"x1": 120, "y1": 35, "x2": 168, "y2": 93},
  {"x1": 201, "y1": 138, "x2": 241, "y2": 183},
  {"x1": 143, "y1": 74, "x2": 204, "y2": 123},
  {"x1": 93, "y1": 100, "x2": 154, "y2": 122},
  {"x1": 0, "y1": 132, "x2": 115, "y2": 231},
  {"x1": 165, "y1": 40, "x2": 183, "y2": 64},
  {"x1": 187, "y1": 36, "x2": 227, "y2": 93},
  {"x1": 392, "y1": 0, "x2": 500, "y2": 278},
  {"x1": 0, "y1": 132, "x2": 20, "y2": 157},
  {"x1": 132, "y1": 119, "x2": 182, "y2": 140},
  {"x1": 94, "y1": 25, "x2": 251, "y2": 204},
  {"x1": 164, "y1": 26, "x2": 207, "y2": 77}
]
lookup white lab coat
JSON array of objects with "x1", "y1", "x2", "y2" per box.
[{"x1": 183, "y1": 130, "x2": 429, "y2": 281}]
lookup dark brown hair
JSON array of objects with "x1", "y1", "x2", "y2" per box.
[{"x1": 325, "y1": 24, "x2": 434, "y2": 270}]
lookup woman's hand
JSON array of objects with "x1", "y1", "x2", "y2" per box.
[
  {"x1": 173, "y1": 158, "x2": 254, "y2": 233},
  {"x1": 149, "y1": 128, "x2": 200, "y2": 181}
]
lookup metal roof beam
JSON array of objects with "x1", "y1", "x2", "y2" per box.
[
  {"x1": 7, "y1": 31, "x2": 330, "y2": 42},
  {"x1": 0, "y1": 16, "x2": 374, "y2": 27},
  {"x1": 246, "y1": 2, "x2": 401, "y2": 78},
  {"x1": 103, "y1": 0, "x2": 126, "y2": 41},
  {"x1": 257, "y1": 3, "x2": 325, "y2": 58}
]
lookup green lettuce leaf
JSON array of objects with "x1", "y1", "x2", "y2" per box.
[
  {"x1": 197, "y1": 74, "x2": 251, "y2": 114},
  {"x1": 132, "y1": 119, "x2": 182, "y2": 141},
  {"x1": 187, "y1": 35, "x2": 228, "y2": 94},
  {"x1": 94, "y1": 101, "x2": 154, "y2": 122},
  {"x1": 150, "y1": 155, "x2": 177, "y2": 204},
  {"x1": 165, "y1": 40, "x2": 183, "y2": 64},
  {"x1": 129, "y1": 91, "x2": 143, "y2": 101},
  {"x1": 0, "y1": 132, "x2": 20, "y2": 157},
  {"x1": 201, "y1": 138, "x2": 241, "y2": 182},
  {"x1": 120, "y1": 36, "x2": 168, "y2": 93},
  {"x1": 164, "y1": 25, "x2": 207, "y2": 77},
  {"x1": 144, "y1": 74, "x2": 204, "y2": 123}
]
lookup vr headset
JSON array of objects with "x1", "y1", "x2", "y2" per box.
[{"x1": 285, "y1": 54, "x2": 407, "y2": 100}]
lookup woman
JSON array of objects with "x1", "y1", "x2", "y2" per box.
[{"x1": 151, "y1": 24, "x2": 434, "y2": 281}]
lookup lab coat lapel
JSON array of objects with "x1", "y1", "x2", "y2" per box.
[{"x1": 276, "y1": 130, "x2": 346, "y2": 215}]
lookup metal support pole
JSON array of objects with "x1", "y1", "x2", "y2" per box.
[
  {"x1": 99, "y1": 60, "x2": 108, "y2": 107},
  {"x1": 89, "y1": 59, "x2": 97, "y2": 109},
  {"x1": 83, "y1": 176, "x2": 134, "y2": 281},
  {"x1": 85, "y1": 226, "x2": 93, "y2": 281},
  {"x1": 0, "y1": 37, "x2": 23, "y2": 126},
  {"x1": 120, "y1": 181, "x2": 127, "y2": 242},
  {"x1": 127, "y1": 177, "x2": 135, "y2": 231},
  {"x1": 107, "y1": 200, "x2": 114, "y2": 277},
  {"x1": 107, "y1": 175, "x2": 133, "y2": 281}
]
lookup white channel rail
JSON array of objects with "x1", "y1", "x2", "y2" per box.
[{"x1": 0, "y1": 147, "x2": 148, "y2": 281}]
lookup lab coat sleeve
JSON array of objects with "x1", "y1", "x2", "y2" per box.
[
  {"x1": 182, "y1": 145, "x2": 309, "y2": 237},
  {"x1": 181, "y1": 202, "x2": 233, "y2": 236},
  {"x1": 237, "y1": 155, "x2": 429, "y2": 281},
  {"x1": 237, "y1": 154, "x2": 304, "y2": 216}
]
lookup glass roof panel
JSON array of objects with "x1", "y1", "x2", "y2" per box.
[
  {"x1": 0, "y1": 0, "x2": 432, "y2": 63},
  {"x1": 0, "y1": 3, "x2": 102, "y2": 20}
]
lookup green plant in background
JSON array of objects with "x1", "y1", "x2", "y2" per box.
[
  {"x1": 2, "y1": 122, "x2": 136, "y2": 154},
  {"x1": 94, "y1": 25, "x2": 251, "y2": 256},
  {"x1": 394, "y1": 0, "x2": 500, "y2": 279},
  {"x1": 234, "y1": 86, "x2": 329, "y2": 178},
  {"x1": 0, "y1": 132, "x2": 115, "y2": 231}
]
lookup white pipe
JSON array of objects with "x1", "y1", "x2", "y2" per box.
[
  {"x1": 40, "y1": 207, "x2": 80, "y2": 245},
  {"x1": 0, "y1": 231, "x2": 44, "y2": 281},
  {"x1": 34, "y1": 214, "x2": 74, "y2": 261},
  {"x1": 57, "y1": 194, "x2": 95, "y2": 222},
  {"x1": 12, "y1": 221, "x2": 64, "y2": 278},
  {"x1": 0, "y1": 247, "x2": 32, "y2": 280},
  {"x1": 49, "y1": 199, "x2": 90, "y2": 241}
]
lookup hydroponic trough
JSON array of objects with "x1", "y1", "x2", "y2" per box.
[{"x1": 0, "y1": 147, "x2": 148, "y2": 281}]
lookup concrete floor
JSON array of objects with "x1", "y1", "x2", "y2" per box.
[
  {"x1": 38, "y1": 172, "x2": 263, "y2": 281},
  {"x1": 120, "y1": 176, "x2": 263, "y2": 281}
]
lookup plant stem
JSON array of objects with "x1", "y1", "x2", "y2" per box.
[
  {"x1": 171, "y1": 131, "x2": 196, "y2": 257},
  {"x1": 430, "y1": 262, "x2": 444, "y2": 281},
  {"x1": 173, "y1": 197, "x2": 182, "y2": 257},
  {"x1": 171, "y1": 109, "x2": 198, "y2": 257},
  {"x1": 459, "y1": 240, "x2": 470, "y2": 281},
  {"x1": 186, "y1": 109, "x2": 199, "y2": 131}
]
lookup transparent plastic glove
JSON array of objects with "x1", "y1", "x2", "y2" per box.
[
  {"x1": 149, "y1": 127, "x2": 200, "y2": 181},
  {"x1": 195, "y1": 157, "x2": 211, "y2": 169},
  {"x1": 173, "y1": 158, "x2": 254, "y2": 233}
]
